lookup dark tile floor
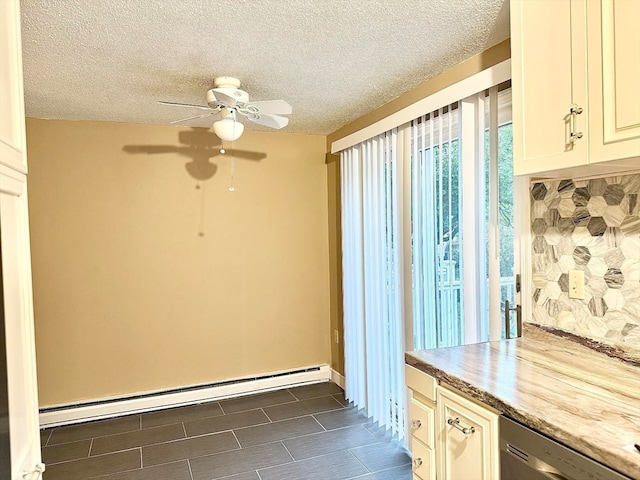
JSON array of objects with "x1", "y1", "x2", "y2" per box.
[{"x1": 40, "y1": 382, "x2": 411, "y2": 480}]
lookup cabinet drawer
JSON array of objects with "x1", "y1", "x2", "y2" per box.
[
  {"x1": 405, "y1": 365, "x2": 436, "y2": 401},
  {"x1": 412, "y1": 437, "x2": 436, "y2": 480},
  {"x1": 410, "y1": 398, "x2": 435, "y2": 449}
]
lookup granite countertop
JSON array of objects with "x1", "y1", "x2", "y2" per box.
[{"x1": 405, "y1": 324, "x2": 640, "y2": 479}]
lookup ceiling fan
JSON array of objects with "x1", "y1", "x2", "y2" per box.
[{"x1": 159, "y1": 77, "x2": 292, "y2": 141}]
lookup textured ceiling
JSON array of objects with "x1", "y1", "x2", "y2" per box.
[{"x1": 19, "y1": 0, "x2": 510, "y2": 135}]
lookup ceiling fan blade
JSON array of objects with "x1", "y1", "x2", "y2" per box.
[
  {"x1": 158, "y1": 101, "x2": 213, "y2": 111},
  {"x1": 170, "y1": 112, "x2": 217, "y2": 125},
  {"x1": 241, "y1": 100, "x2": 292, "y2": 115},
  {"x1": 245, "y1": 113, "x2": 289, "y2": 129},
  {"x1": 209, "y1": 90, "x2": 238, "y2": 108}
]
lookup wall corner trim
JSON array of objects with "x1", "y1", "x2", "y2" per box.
[{"x1": 330, "y1": 369, "x2": 346, "y2": 390}]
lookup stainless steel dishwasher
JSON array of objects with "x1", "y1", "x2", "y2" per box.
[{"x1": 500, "y1": 416, "x2": 633, "y2": 480}]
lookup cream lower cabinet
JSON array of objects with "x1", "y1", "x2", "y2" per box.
[
  {"x1": 406, "y1": 365, "x2": 437, "y2": 480},
  {"x1": 406, "y1": 365, "x2": 499, "y2": 480},
  {"x1": 437, "y1": 385, "x2": 499, "y2": 480}
]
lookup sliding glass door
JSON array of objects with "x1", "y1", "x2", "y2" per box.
[
  {"x1": 410, "y1": 85, "x2": 517, "y2": 349},
  {"x1": 410, "y1": 103, "x2": 463, "y2": 349}
]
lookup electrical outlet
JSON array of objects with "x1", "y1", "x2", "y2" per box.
[
  {"x1": 333, "y1": 329, "x2": 339, "y2": 344},
  {"x1": 568, "y1": 270, "x2": 585, "y2": 299}
]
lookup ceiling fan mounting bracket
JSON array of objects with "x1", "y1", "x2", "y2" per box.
[{"x1": 213, "y1": 76, "x2": 241, "y2": 89}]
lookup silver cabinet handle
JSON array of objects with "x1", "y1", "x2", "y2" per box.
[
  {"x1": 411, "y1": 419, "x2": 422, "y2": 430},
  {"x1": 413, "y1": 457, "x2": 423, "y2": 469},
  {"x1": 447, "y1": 417, "x2": 475, "y2": 435},
  {"x1": 569, "y1": 104, "x2": 584, "y2": 143}
]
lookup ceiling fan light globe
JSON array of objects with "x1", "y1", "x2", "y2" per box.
[{"x1": 213, "y1": 118, "x2": 244, "y2": 142}]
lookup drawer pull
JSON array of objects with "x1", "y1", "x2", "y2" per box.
[
  {"x1": 411, "y1": 419, "x2": 422, "y2": 430},
  {"x1": 413, "y1": 457, "x2": 423, "y2": 469},
  {"x1": 447, "y1": 417, "x2": 475, "y2": 435}
]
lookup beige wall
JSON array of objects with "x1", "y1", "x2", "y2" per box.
[{"x1": 26, "y1": 119, "x2": 331, "y2": 407}]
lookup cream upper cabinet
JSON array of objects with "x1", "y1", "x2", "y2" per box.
[
  {"x1": 436, "y1": 385, "x2": 499, "y2": 480},
  {"x1": 587, "y1": 0, "x2": 640, "y2": 164},
  {"x1": 511, "y1": 0, "x2": 588, "y2": 175},
  {"x1": 511, "y1": 0, "x2": 640, "y2": 177},
  {"x1": 0, "y1": 0, "x2": 27, "y2": 174}
]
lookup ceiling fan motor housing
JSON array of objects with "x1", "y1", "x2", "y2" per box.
[
  {"x1": 207, "y1": 76, "x2": 249, "y2": 108},
  {"x1": 206, "y1": 87, "x2": 249, "y2": 108}
]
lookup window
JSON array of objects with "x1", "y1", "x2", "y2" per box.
[
  {"x1": 411, "y1": 85, "x2": 515, "y2": 349},
  {"x1": 411, "y1": 103, "x2": 463, "y2": 348}
]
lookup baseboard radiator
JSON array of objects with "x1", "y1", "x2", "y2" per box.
[{"x1": 40, "y1": 364, "x2": 331, "y2": 428}]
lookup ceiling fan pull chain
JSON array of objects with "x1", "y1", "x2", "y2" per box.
[
  {"x1": 228, "y1": 116, "x2": 237, "y2": 192},
  {"x1": 229, "y1": 154, "x2": 236, "y2": 192},
  {"x1": 198, "y1": 181, "x2": 206, "y2": 236}
]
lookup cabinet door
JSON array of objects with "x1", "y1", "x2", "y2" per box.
[
  {"x1": 587, "y1": 0, "x2": 640, "y2": 164},
  {"x1": 0, "y1": 0, "x2": 27, "y2": 175},
  {"x1": 0, "y1": 1, "x2": 43, "y2": 479},
  {"x1": 0, "y1": 167, "x2": 42, "y2": 480},
  {"x1": 437, "y1": 387, "x2": 499, "y2": 480},
  {"x1": 511, "y1": 0, "x2": 589, "y2": 175}
]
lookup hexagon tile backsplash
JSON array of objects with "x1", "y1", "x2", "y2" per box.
[{"x1": 530, "y1": 173, "x2": 640, "y2": 346}]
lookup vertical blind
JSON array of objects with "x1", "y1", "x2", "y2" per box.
[
  {"x1": 411, "y1": 104, "x2": 463, "y2": 349},
  {"x1": 341, "y1": 129, "x2": 405, "y2": 442},
  {"x1": 410, "y1": 88, "x2": 515, "y2": 349},
  {"x1": 340, "y1": 83, "x2": 514, "y2": 445}
]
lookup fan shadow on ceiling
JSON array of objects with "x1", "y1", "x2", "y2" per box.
[{"x1": 122, "y1": 128, "x2": 266, "y2": 181}]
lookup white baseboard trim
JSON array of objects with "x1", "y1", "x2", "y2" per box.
[
  {"x1": 331, "y1": 368, "x2": 345, "y2": 390},
  {"x1": 40, "y1": 364, "x2": 331, "y2": 428}
]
